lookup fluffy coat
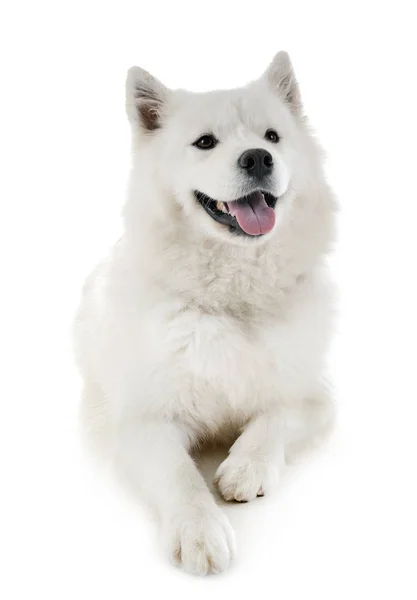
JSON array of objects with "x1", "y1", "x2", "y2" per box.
[{"x1": 74, "y1": 51, "x2": 337, "y2": 575}]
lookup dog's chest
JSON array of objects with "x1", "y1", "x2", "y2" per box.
[{"x1": 152, "y1": 306, "x2": 299, "y2": 425}]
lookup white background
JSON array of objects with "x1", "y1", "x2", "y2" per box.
[{"x1": 1, "y1": 1, "x2": 417, "y2": 598}]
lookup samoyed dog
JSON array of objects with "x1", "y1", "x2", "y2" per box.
[{"x1": 74, "y1": 51, "x2": 336, "y2": 575}]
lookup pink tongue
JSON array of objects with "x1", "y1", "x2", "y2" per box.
[{"x1": 227, "y1": 191, "x2": 275, "y2": 236}]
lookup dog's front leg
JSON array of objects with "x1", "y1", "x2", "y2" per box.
[
  {"x1": 214, "y1": 411, "x2": 284, "y2": 502},
  {"x1": 117, "y1": 418, "x2": 235, "y2": 575}
]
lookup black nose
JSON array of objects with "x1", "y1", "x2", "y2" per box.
[{"x1": 238, "y1": 148, "x2": 274, "y2": 179}]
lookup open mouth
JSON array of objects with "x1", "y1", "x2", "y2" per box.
[{"x1": 194, "y1": 190, "x2": 278, "y2": 237}]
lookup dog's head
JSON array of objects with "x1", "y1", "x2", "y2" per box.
[{"x1": 126, "y1": 52, "x2": 319, "y2": 244}]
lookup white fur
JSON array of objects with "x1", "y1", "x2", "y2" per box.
[{"x1": 74, "y1": 51, "x2": 337, "y2": 575}]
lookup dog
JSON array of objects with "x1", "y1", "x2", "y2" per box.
[{"x1": 74, "y1": 51, "x2": 337, "y2": 575}]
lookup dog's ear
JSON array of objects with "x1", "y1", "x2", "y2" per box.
[
  {"x1": 265, "y1": 51, "x2": 302, "y2": 116},
  {"x1": 126, "y1": 67, "x2": 169, "y2": 132}
]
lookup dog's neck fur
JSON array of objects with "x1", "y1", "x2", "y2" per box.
[{"x1": 121, "y1": 180, "x2": 335, "y2": 320}]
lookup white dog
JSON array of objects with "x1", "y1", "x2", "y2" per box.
[{"x1": 74, "y1": 51, "x2": 337, "y2": 575}]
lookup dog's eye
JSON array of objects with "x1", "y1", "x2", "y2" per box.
[
  {"x1": 193, "y1": 134, "x2": 218, "y2": 150},
  {"x1": 265, "y1": 129, "x2": 280, "y2": 143}
]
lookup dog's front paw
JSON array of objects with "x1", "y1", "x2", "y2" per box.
[
  {"x1": 163, "y1": 505, "x2": 235, "y2": 575},
  {"x1": 214, "y1": 454, "x2": 280, "y2": 502}
]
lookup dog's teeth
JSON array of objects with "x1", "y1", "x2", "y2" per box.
[{"x1": 216, "y1": 202, "x2": 226, "y2": 212}]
